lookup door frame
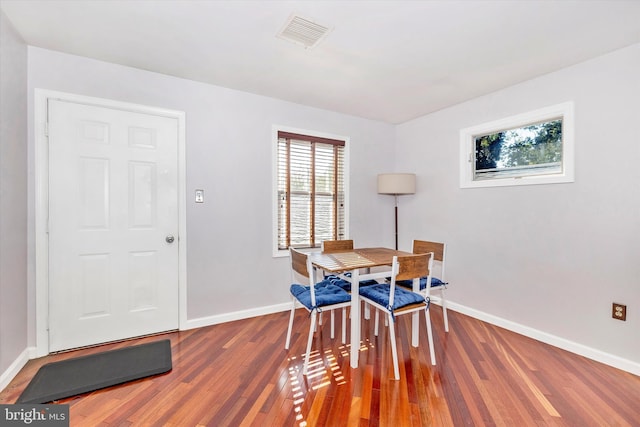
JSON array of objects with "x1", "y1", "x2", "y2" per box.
[{"x1": 34, "y1": 89, "x2": 188, "y2": 356}]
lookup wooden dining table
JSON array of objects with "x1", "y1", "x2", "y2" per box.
[{"x1": 308, "y1": 247, "x2": 412, "y2": 368}]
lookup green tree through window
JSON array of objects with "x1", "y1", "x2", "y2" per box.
[{"x1": 474, "y1": 119, "x2": 562, "y2": 179}]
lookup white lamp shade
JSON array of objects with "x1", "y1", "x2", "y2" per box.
[{"x1": 377, "y1": 173, "x2": 416, "y2": 195}]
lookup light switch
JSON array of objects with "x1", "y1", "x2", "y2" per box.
[{"x1": 195, "y1": 189, "x2": 204, "y2": 203}]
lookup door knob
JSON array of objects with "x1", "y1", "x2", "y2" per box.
[{"x1": 166, "y1": 235, "x2": 175, "y2": 244}]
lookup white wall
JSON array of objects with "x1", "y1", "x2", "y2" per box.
[
  {"x1": 10, "y1": 40, "x2": 637, "y2": 381},
  {"x1": 396, "y1": 43, "x2": 640, "y2": 370},
  {"x1": 26, "y1": 47, "x2": 396, "y2": 329},
  {"x1": 0, "y1": 11, "x2": 28, "y2": 382}
]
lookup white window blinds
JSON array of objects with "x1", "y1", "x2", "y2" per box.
[{"x1": 277, "y1": 131, "x2": 345, "y2": 250}]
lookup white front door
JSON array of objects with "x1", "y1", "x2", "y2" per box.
[{"x1": 48, "y1": 99, "x2": 179, "y2": 352}]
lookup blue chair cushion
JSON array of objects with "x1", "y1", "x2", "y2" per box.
[
  {"x1": 359, "y1": 284, "x2": 426, "y2": 310},
  {"x1": 324, "y1": 274, "x2": 379, "y2": 292},
  {"x1": 396, "y1": 277, "x2": 446, "y2": 290},
  {"x1": 324, "y1": 275, "x2": 352, "y2": 292},
  {"x1": 290, "y1": 282, "x2": 351, "y2": 310},
  {"x1": 359, "y1": 279, "x2": 381, "y2": 287}
]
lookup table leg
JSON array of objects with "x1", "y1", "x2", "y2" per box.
[
  {"x1": 412, "y1": 311, "x2": 419, "y2": 346},
  {"x1": 412, "y1": 277, "x2": 419, "y2": 346},
  {"x1": 350, "y1": 268, "x2": 360, "y2": 368},
  {"x1": 363, "y1": 268, "x2": 371, "y2": 320}
]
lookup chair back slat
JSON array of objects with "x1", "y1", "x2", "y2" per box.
[
  {"x1": 396, "y1": 253, "x2": 432, "y2": 281},
  {"x1": 412, "y1": 240, "x2": 444, "y2": 261},
  {"x1": 321, "y1": 239, "x2": 354, "y2": 253},
  {"x1": 290, "y1": 248, "x2": 309, "y2": 278}
]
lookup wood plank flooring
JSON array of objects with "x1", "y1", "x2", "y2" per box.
[{"x1": 1, "y1": 306, "x2": 639, "y2": 426}]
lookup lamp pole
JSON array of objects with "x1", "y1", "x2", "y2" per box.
[
  {"x1": 394, "y1": 195, "x2": 399, "y2": 250},
  {"x1": 377, "y1": 173, "x2": 416, "y2": 251}
]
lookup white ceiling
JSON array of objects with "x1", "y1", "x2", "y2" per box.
[{"x1": 2, "y1": 0, "x2": 639, "y2": 124}]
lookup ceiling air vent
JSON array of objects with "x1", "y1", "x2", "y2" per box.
[{"x1": 277, "y1": 14, "x2": 331, "y2": 49}]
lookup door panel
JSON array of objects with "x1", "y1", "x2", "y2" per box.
[{"x1": 48, "y1": 99, "x2": 179, "y2": 352}]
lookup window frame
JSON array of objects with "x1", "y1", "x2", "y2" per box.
[
  {"x1": 272, "y1": 125, "x2": 350, "y2": 257},
  {"x1": 459, "y1": 102, "x2": 574, "y2": 188}
]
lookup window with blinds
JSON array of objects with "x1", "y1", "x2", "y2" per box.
[{"x1": 277, "y1": 131, "x2": 345, "y2": 250}]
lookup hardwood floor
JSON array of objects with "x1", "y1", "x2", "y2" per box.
[{"x1": 1, "y1": 306, "x2": 639, "y2": 426}]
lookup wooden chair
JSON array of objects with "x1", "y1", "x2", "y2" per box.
[
  {"x1": 321, "y1": 239, "x2": 379, "y2": 289},
  {"x1": 321, "y1": 239, "x2": 378, "y2": 321},
  {"x1": 321, "y1": 239, "x2": 354, "y2": 253},
  {"x1": 397, "y1": 240, "x2": 449, "y2": 331},
  {"x1": 359, "y1": 253, "x2": 436, "y2": 380},
  {"x1": 285, "y1": 247, "x2": 352, "y2": 375}
]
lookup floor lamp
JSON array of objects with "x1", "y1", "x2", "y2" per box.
[{"x1": 377, "y1": 173, "x2": 416, "y2": 250}]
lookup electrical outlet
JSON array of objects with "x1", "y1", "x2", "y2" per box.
[{"x1": 612, "y1": 303, "x2": 627, "y2": 321}]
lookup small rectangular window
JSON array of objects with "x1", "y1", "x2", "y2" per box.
[
  {"x1": 474, "y1": 118, "x2": 562, "y2": 180},
  {"x1": 460, "y1": 102, "x2": 574, "y2": 188}
]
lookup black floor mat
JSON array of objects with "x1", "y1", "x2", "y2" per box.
[{"x1": 17, "y1": 339, "x2": 172, "y2": 404}]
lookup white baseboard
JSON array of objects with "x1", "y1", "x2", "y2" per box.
[
  {"x1": 0, "y1": 347, "x2": 35, "y2": 393},
  {"x1": 183, "y1": 302, "x2": 290, "y2": 330},
  {"x1": 447, "y1": 301, "x2": 640, "y2": 376}
]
